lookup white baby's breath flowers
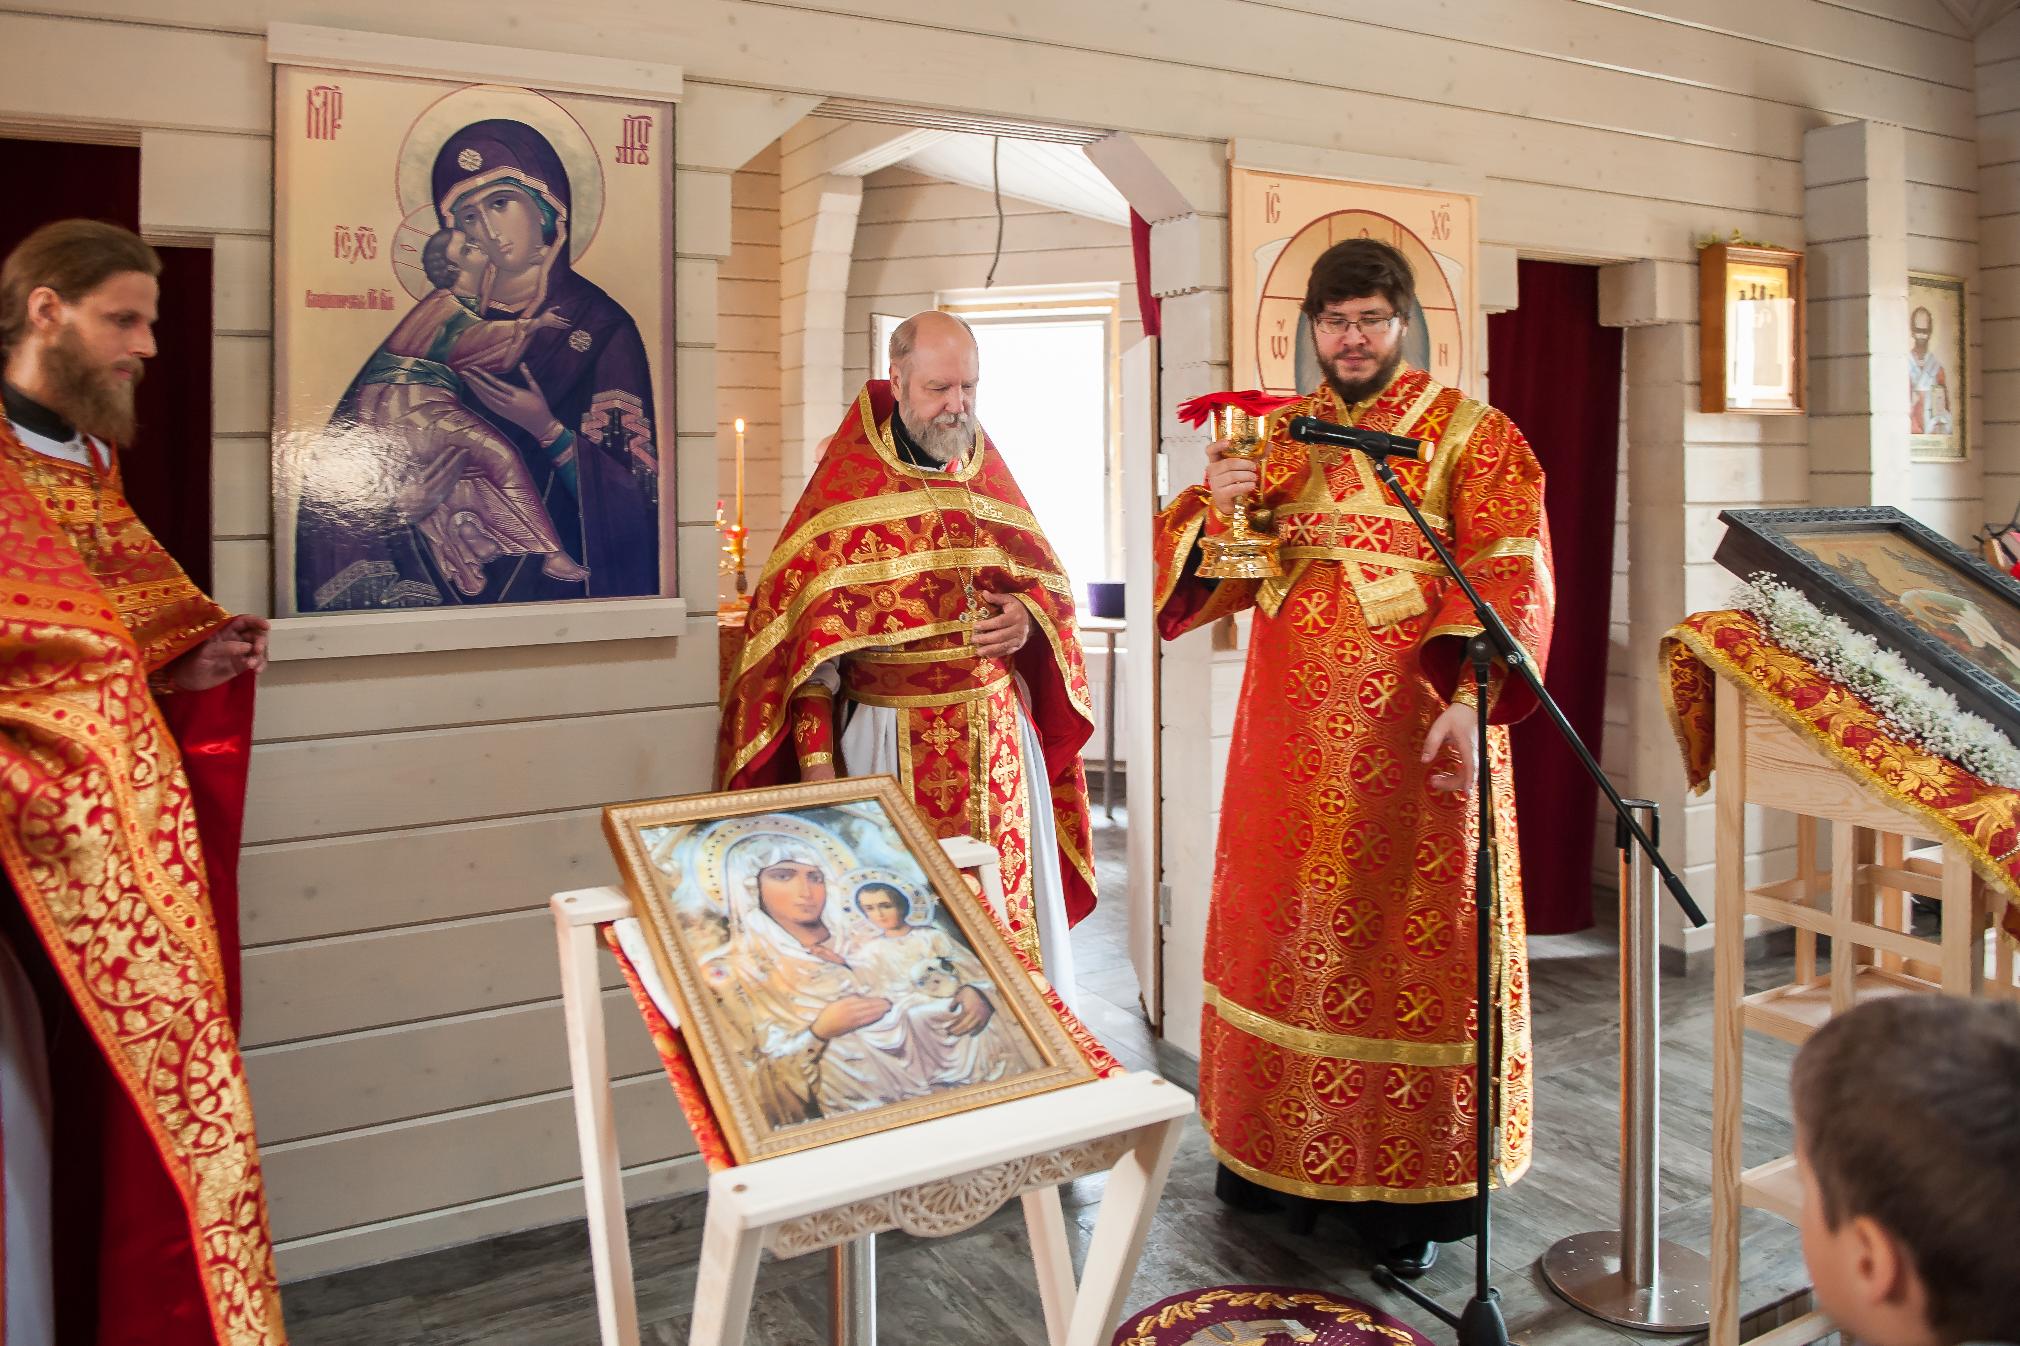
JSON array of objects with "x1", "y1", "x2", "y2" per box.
[{"x1": 1736, "y1": 574, "x2": 2020, "y2": 789}]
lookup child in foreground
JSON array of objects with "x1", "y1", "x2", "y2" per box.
[{"x1": 1790, "y1": 994, "x2": 2020, "y2": 1346}]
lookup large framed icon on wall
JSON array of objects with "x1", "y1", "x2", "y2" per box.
[
  {"x1": 272, "y1": 62, "x2": 676, "y2": 616},
  {"x1": 1229, "y1": 165, "x2": 1477, "y2": 398}
]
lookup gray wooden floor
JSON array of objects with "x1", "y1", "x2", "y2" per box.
[{"x1": 281, "y1": 812, "x2": 1814, "y2": 1346}]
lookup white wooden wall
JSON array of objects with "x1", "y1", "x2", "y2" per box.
[
  {"x1": 720, "y1": 141, "x2": 783, "y2": 593},
  {"x1": 1983, "y1": 13, "x2": 2020, "y2": 512},
  {"x1": 841, "y1": 165, "x2": 1142, "y2": 390},
  {"x1": 0, "y1": 0, "x2": 2002, "y2": 1268}
]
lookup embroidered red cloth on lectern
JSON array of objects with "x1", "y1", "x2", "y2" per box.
[
  {"x1": 1664, "y1": 608, "x2": 2020, "y2": 949},
  {"x1": 716, "y1": 381, "x2": 1097, "y2": 965},
  {"x1": 1153, "y1": 366, "x2": 1554, "y2": 1204}
]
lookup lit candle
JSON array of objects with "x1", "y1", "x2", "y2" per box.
[{"x1": 733, "y1": 416, "x2": 746, "y2": 533}]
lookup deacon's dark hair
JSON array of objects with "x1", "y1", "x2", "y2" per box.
[
  {"x1": 1301, "y1": 238, "x2": 1415, "y2": 324},
  {"x1": 854, "y1": 882, "x2": 912, "y2": 919},
  {"x1": 0, "y1": 219, "x2": 161, "y2": 353},
  {"x1": 1791, "y1": 995, "x2": 2020, "y2": 1343}
]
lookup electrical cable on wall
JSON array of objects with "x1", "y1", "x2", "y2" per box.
[{"x1": 985, "y1": 135, "x2": 1004, "y2": 288}]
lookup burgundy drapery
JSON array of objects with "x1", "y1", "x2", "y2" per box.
[
  {"x1": 1486, "y1": 260, "x2": 1623, "y2": 934},
  {"x1": 1129, "y1": 210, "x2": 1162, "y2": 337},
  {"x1": 0, "y1": 136, "x2": 214, "y2": 588}
]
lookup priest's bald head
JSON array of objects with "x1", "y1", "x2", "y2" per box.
[
  {"x1": 2, "y1": 220, "x2": 161, "y2": 445},
  {"x1": 887, "y1": 309, "x2": 979, "y2": 463}
]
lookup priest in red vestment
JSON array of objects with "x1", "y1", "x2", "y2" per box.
[
  {"x1": 718, "y1": 312, "x2": 1096, "y2": 993},
  {"x1": 1155, "y1": 239, "x2": 1554, "y2": 1276},
  {"x1": 0, "y1": 220, "x2": 284, "y2": 1346}
]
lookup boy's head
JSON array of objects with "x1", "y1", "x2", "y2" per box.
[
  {"x1": 1791, "y1": 995, "x2": 2020, "y2": 1346},
  {"x1": 854, "y1": 882, "x2": 911, "y2": 932},
  {"x1": 421, "y1": 228, "x2": 486, "y2": 293}
]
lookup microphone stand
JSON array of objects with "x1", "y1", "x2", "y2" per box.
[{"x1": 1348, "y1": 446, "x2": 1706, "y2": 1346}]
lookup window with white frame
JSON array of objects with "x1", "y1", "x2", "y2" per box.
[{"x1": 937, "y1": 288, "x2": 1121, "y2": 605}]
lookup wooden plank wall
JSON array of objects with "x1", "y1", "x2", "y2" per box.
[
  {"x1": 1983, "y1": 13, "x2": 2020, "y2": 516},
  {"x1": 0, "y1": 0, "x2": 1994, "y2": 1258},
  {"x1": 721, "y1": 140, "x2": 784, "y2": 590},
  {"x1": 842, "y1": 165, "x2": 1141, "y2": 391}
]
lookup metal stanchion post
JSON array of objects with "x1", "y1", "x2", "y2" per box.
[
  {"x1": 1540, "y1": 801, "x2": 1712, "y2": 1332},
  {"x1": 830, "y1": 1234, "x2": 876, "y2": 1345}
]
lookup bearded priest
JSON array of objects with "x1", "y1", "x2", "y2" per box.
[
  {"x1": 0, "y1": 220, "x2": 283, "y2": 1346},
  {"x1": 1154, "y1": 239, "x2": 1554, "y2": 1278},
  {"x1": 718, "y1": 311, "x2": 1097, "y2": 1000}
]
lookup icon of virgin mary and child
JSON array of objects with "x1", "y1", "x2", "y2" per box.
[
  {"x1": 697, "y1": 831, "x2": 1041, "y2": 1129},
  {"x1": 295, "y1": 116, "x2": 660, "y2": 611}
]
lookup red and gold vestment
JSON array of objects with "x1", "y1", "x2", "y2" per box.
[
  {"x1": 1154, "y1": 366, "x2": 1554, "y2": 1205},
  {"x1": 0, "y1": 423, "x2": 284, "y2": 1346},
  {"x1": 718, "y1": 381, "x2": 1097, "y2": 964}
]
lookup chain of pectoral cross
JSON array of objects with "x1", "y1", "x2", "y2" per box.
[{"x1": 912, "y1": 455, "x2": 991, "y2": 626}]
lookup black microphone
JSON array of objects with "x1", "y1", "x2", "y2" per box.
[{"x1": 1286, "y1": 415, "x2": 1427, "y2": 463}]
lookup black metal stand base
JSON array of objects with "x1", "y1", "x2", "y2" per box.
[{"x1": 1372, "y1": 1268, "x2": 1510, "y2": 1346}]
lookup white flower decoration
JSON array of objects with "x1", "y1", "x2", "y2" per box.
[{"x1": 1736, "y1": 574, "x2": 2020, "y2": 789}]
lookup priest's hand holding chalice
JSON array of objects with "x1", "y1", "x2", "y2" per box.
[{"x1": 1181, "y1": 391, "x2": 1303, "y2": 580}]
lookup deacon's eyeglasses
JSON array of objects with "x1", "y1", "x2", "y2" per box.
[{"x1": 1312, "y1": 312, "x2": 1401, "y2": 337}]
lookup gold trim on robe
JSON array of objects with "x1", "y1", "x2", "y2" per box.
[
  {"x1": 0, "y1": 421, "x2": 283, "y2": 1346},
  {"x1": 720, "y1": 380, "x2": 1101, "y2": 952},
  {"x1": 1151, "y1": 365, "x2": 1553, "y2": 1207}
]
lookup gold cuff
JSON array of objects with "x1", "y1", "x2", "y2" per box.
[
  {"x1": 800, "y1": 751, "x2": 833, "y2": 767},
  {"x1": 1449, "y1": 681, "x2": 1479, "y2": 709}
]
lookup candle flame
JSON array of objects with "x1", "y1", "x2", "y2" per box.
[{"x1": 734, "y1": 417, "x2": 745, "y2": 434}]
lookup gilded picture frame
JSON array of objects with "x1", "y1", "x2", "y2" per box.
[
  {"x1": 272, "y1": 64, "x2": 676, "y2": 616},
  {"x1": 1908, "y1": 272, "x2": 1967, "y2": 463},
  {"x1": 603, "y1": 775, "x2": 1096, "y2": 1163},
  {"x1": 1698, "y1": 243, "x2": 1806, "y2": 414},
  {"x1": 1715, "y1": 506, "x2": 2020, "y2": 741}
]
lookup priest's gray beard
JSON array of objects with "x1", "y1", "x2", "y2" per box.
[
  {"x1": 42, "y1": 324, "x2": 142, "y2": 445},
  {"x1": 898, "y1": 406, "x2": 974, "y2": 464},
  {"x1": 1322, "y1": 344, "x2": 1405, "y2": 408}
]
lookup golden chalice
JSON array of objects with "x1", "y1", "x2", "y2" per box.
[{"x1": 1198, "y1": 405, "x2": 1283, "y2": 580}]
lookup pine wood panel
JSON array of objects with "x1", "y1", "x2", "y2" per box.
[
  {"x1": 15, "y1": 0, "x2": 1979, "y2": 159},
  {"x1": 242, "y1": 706, "x2": 715, "y2": 844},
  {"x1": 140, "y1": 128, "x2": 271, "y2": 237},
  {"x1": 849, "y1": 248, "x2": 1136, "y2": 299},
  {"x1": 241, "y1": 907, "x2": 625, "y2": 1046},
  {"x1": 0, "y1": 11, "x2": 268, "y2": 134},
  {"x1": 855, "y1": 211, "x2": 1130, "y2": 259},
  {"x1": 239, "y1": 808, "x2": 617, "y2": 946},
  {"x1": 272, "y1": 1156, "x2": 700, "y2": 1282},
  {"x1": 259, "y1": 1073, "x2": 692, "y2": 1241},
  {"x1": 254, "y1": 639, "x2": 703, "y2": 742},
  {"x1": 779, "y1": 0, "x2": 1972, "y2": 143},
  {"x1": 860, "y1": 179, "x2": 1061, "y2": 225},
  {"x1": 245, "y1": 988, "x2": 664, "y2": 1143},
  {"x1": 211, "y1": 435, "x2": 272, "y2": 539},
  {"x1": 718, "y1": 313, "x2": 783, "y2": 354}
]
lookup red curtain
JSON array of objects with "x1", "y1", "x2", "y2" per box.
[
  {"x1": 0, "y1": 137, "x2": 213, "y2": 589},
  {"x1": 1486, "y1": 261, "x2": 1622, "y2": 934},
  {"x1": 1130, "y1": 210, "x2": 1162, "y2": 337}
]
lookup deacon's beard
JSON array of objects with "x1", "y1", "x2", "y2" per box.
[
  {"x1": 898, "y1": 404, "x2": 974, "y2": 464},
  {"x1": 1322, "y1": 345, "x2": 1405, "y2": 408},
  {"x1": 41, "y1": 325, "x2": 142, "y2": 445}
]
